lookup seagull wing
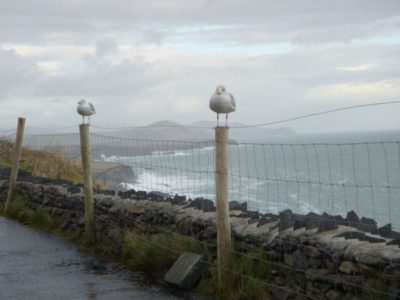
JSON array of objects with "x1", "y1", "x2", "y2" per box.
[
  {"x1": 89, "y1": 102, "x2": 96, "y2": 113},
  {"x1": 229, "y1": 93, "x2": 236, "y2": 108}
]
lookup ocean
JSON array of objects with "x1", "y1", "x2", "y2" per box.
[{"x1": 102, "y1": 130, "x2": 400, "y2": 231}]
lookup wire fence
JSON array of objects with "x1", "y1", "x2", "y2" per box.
[
  {"x1": 19, "y1": 130, "x2": 400, "y2": 232},
  {"x1": 1, "y1": 127, "x2": 400, "y2": 299}
]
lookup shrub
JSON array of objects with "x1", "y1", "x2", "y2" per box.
[
  {"x1": 17, "y1": 209, "x2": 35, "y2": 223},
  {"x1": 6, "y1": 197, "x2": 25, "y2": 219},
  {"x1": 31, "y1": 208, "x2": 51, "y2": 227}
]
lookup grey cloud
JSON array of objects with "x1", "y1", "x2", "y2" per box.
[
  {"x1": 95, "y1": 38, "x2": 119, "y2": 57},
  {"x1": 0, "y1": 47, "x2": 42, "y2": 97},
  {"x1": 0, "y1": 0, "x2": 399, "y2": 46},
  {"x1": 0, "y1": 0, "x2": 399, "y2": 132},
  {"x1": 37, "y1": 52, "x2": 167, "y2": 98}
]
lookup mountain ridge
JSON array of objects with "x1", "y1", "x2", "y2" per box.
[{"x1": 99, "y1": 120, "x2": 295, "y2": 142}]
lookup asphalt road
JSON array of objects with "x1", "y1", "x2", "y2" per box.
[{"x1": 0, "y1": 217, "x2": 197, "y2": 300}]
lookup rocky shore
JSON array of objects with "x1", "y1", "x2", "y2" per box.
[{"x1": 1, "y1": 177, "x2": 399, "y2": 299}]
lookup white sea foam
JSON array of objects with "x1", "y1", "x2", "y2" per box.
[
  {"x1": 100, "y1": 153, "x2": 120, "y2": 162},
  {"x1": 121, "y1": 170, "x2": 215, "y2": 200},
  {"x1": 174, "y1": 151, "x2": 189, "y2": 157},
  {"x1": 100, "y1": 153, "x2": 136, "y2": 162},
  {"x1": 152, "y1": 150, "x2": 190, "y2": 157},
  {"x1": 197, "y1": 146, "x2": 215, "y2": 152}
]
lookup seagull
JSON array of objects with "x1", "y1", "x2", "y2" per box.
[
  {"x1": 77, "y1": 99, "x2": 95, "y2": 124},
  {"x1": 209, "y1": 85, "x2": 236, "y2": 126}
]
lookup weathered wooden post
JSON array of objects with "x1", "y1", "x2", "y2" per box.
[
  {"x1": 4, "y1": 117, "x2": 26, "y2": 213},
  {"x1": 215, "y1": 126, "x2": 232, "y2": 288},
  {"x1": 79, "y1": 124, "x2": 96, "y2": 244}
]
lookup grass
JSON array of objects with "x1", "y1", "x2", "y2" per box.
[
  {"x1": 0, "y1": 138, "x2": 83, "y2": 183},
  {"x1": 364, "y1": 278, "x2": 393, "y2": 300},
  {"x1": 121, "y1": 232, "x2": 211, "y2": 274},
  {"x1": 197, "y1": 249, "x2": 270, "y2": 300},
  {"x1": 119, "y1": 231, "x2": 271, "y2": 299},
  {"x1": 3, "y1": 195, "x2": 55, "y2": 230}
]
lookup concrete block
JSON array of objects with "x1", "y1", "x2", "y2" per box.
[{"x1": 164, "y1": 252, "x2": 206, "y2": 289}]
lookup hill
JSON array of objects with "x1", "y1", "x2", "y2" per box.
[
  {"x1": 99, "y1": 120, "x2": 295, "y2": 142},
  {"x1": 99, "y1": 120, "x2": 213, "y2": 141}
]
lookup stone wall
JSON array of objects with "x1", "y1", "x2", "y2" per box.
[{"x1": 1, "y1": 180, "x2": 399, "y2": 299}]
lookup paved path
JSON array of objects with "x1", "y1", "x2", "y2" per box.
[{"x1": 0, "y1": 217, "x2": 197, "y2": 300}]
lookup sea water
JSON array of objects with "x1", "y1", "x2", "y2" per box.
[{"x1": 103, "y1": 130, "x2": 400, "y2": 231}]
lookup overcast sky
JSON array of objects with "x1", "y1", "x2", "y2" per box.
[{"x1": 0, "y1": 0, "x2": 399, "y2": 133}]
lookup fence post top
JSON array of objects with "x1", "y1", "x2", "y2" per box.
[
  {"x1": 79, "y1": 123, "x2": 90, "y2": 129},
  {"x1": 215, "y1": 126, "x2": 229, "y2": 130}
]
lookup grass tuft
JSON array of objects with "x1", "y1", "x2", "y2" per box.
[
  {"x1": 30, "y1": 208, "x2": 51, "y2": 227},
  {"x1": 121, "y1": 232, "x2": 211, "y2": 274},
  {"x1": 6, "y1": 196, "x2": 26, "y2": 219},
  {"x1": 17, "y1": 209, "x2": 35, "y2": 223},
  {"x1": 197, "y1": 250, "x2": 270, "y2": 299}
]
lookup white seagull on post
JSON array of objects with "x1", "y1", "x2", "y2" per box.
[
  {"x1": 77, "y1": 99, "x2": 95, "y2": 124},
  {"x1": 209, "y1": 85, "x2": 236, "y2": 126}
]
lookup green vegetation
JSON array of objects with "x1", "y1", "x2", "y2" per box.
[
  {"x1": 364, "y1": 278, "x2": 391, "y2": 300},
  {"x1": 0, "y1": 138, "x2": 83, "y2": 183},
  {"x1": 198, "y1": 249, "x2": 270, "y2": 300},
  {"x1": 121, "y1": 232, "x2": 211, "y2": 273},
  {"x1": 2, "y1": 195, "x2": 57, "y2": 230}
]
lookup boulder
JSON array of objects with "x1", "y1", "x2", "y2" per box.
[
  {"x1": 171, "y1": 194, "x2": 186, "y2": 205},
  {"x1": 378, "y1": 223, "x2": 392, "y2": 238},
  {"x1": 387, "y1": 239, "x2": 400, "y2": 247},
  {"x1": 325, "y1": 289, "x2": 344, "y2": 300},
  {"x1": 335, "y1": 231, "x2": 386, "y2": 243},
  {"x1": 136, "y1": 190, "x2": 147, "y2": 199},
  {"x1": 304, "y1": 212, "x2": 323, "y2": 229},
  {"x1": 67, "y1": 185, "x2": 81, "y2": 194},
  {"x1": 164, "y1": 252, "x2": 206, "y2": 290},
  {"x1": 278, "y1": 210, "x2": 296, "y2": 231},
  {"x1": 185, "y1": 198, "x2": 215, "y2": 212},
  {"x1": 339, "y1": 261, "x2": 361, "y2": 275},
  {"x1": 304, "y1": 268, "x2": 341, "y2": 286},
  {"x1": 238, "y1": 211, "x2": 259, "y2": 219},
  {"x1": 303, "y1": 246, "x2": 322, "y2": 258},
  {"x1": 358, "y1": 217, "x2": 378, "y2": 234},
  {"x1": 318, "y1": 219, "x2": 338, "y2": 233},
  {"x1": 229, "y1": 201, "x2": 247, "y2": 212},
  {"x1": 149, "y1": 191, "x2": 170, "y2": 200},
  {"x1": 345, "y1": 210, "x2": 359, "y2": 228},
  {"x1": 104, "y1": 190, "x2": 116, "y2": 196},
  {"x1": 258, "y1": 215, "x2": 279, "y2": 227}
]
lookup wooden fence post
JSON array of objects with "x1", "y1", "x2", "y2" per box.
[
  {"x1": 215, "y1": 126, "x2": 232, "y2": 288},
  {"x1": 79, "y1": 124, "x2": 96, "y2": 245},
  {"x1": 4, "y1": 117, "x2": 26, "y2": 213}
]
